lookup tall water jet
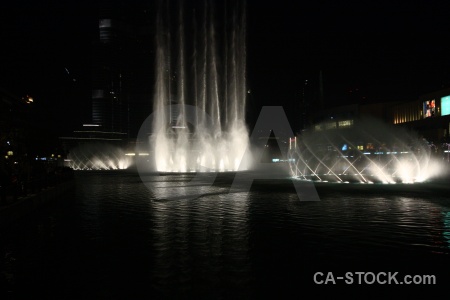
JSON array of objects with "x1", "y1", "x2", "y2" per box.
[{"x1": 151, "y1": 0, "x2": 250, "y2": 172}]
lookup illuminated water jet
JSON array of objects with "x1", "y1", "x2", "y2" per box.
[
  {"x1": 150, "y1": 0, "x2": 250, "y2": 172},
  {"x1": 288, "y1": 118, "x2": 443, "y2": 184},
  {"x1": 67, "y1": 143, "x2": 132, "y2": 171}
]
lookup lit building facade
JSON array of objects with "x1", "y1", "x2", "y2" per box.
[
  {"x1": 311, "y1": 103, "x2": 359, "y2": 132},
  {"x1": 392, "y1": 101, "x2": 422, "y2": 124},
  {"x1": 389, "y1": 87, "x2": 450, "y2": 142},
  {"x1": 307, "y1": 87, "x2": 450, "y2": 143}
]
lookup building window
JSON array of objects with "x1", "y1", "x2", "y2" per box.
[
  {"x1": 324, "y1": 122, "x2": 336, "y2": 130},
  {"x1": 99, "y1": 19, "x2": 114, "y2": 42},
  {"x1": 338, "y1": 120, "x2": 353, "y2": 128}
]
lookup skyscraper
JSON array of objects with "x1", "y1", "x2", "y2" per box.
[
  {"x1": 91, "y1": 6, "x2": 126, "y2": 134},
  {"x1": 60, "y1": 1, "x2": 154, "y2": 159},
  {"x1": 90, "y1": 1, "x2": 154, "y2": 137}
]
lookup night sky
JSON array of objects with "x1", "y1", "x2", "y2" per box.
[
  {"x1": 247, "y1": 0, "x2": 450, "y2": 105},
  {"x1": 1, "y1": 0, "x2": 450, "y2": 139}
]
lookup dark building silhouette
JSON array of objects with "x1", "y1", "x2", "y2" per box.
[
  {"x1": 60, "y1": 1, "x2": 155, "y2": 158},
  {"x1": 298, "y1": 71, "x2": 323, "y2": 132},
  {"x1": 90, "y1": 0, "x2": 154, "y2": 137}
]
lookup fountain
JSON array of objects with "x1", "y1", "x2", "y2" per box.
[
  {"x1": 148, "y1": 0, "x2": 250, "y2": 173},
  {"x1": 67, "y1": 143, "x2": 132, "y2": 171},
  {"x1": 287, "y1": 117, "x2": 443, "y2": 184}
]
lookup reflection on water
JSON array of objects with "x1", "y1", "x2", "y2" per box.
[
  {"x1": 150, "y1": 191, "x2": 251, "y2": 298},
  {"x1": 443, "y1": 211, "x2": 450, "y2": 249},
  {"x1": 1, "y1": 171, "x2": 450, "y2": 298}
]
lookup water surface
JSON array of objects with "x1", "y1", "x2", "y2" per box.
[{"x1": 1, "y1": 171, "x2": 449, "y2": 298}]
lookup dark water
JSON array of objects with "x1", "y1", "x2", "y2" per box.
[{"x1": 1, "y1": 171, "x2": 450, "y2": 298}]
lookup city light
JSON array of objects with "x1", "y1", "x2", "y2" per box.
[{"x1": 22, "y1": 95, "x2": 34, "y2": 104}]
